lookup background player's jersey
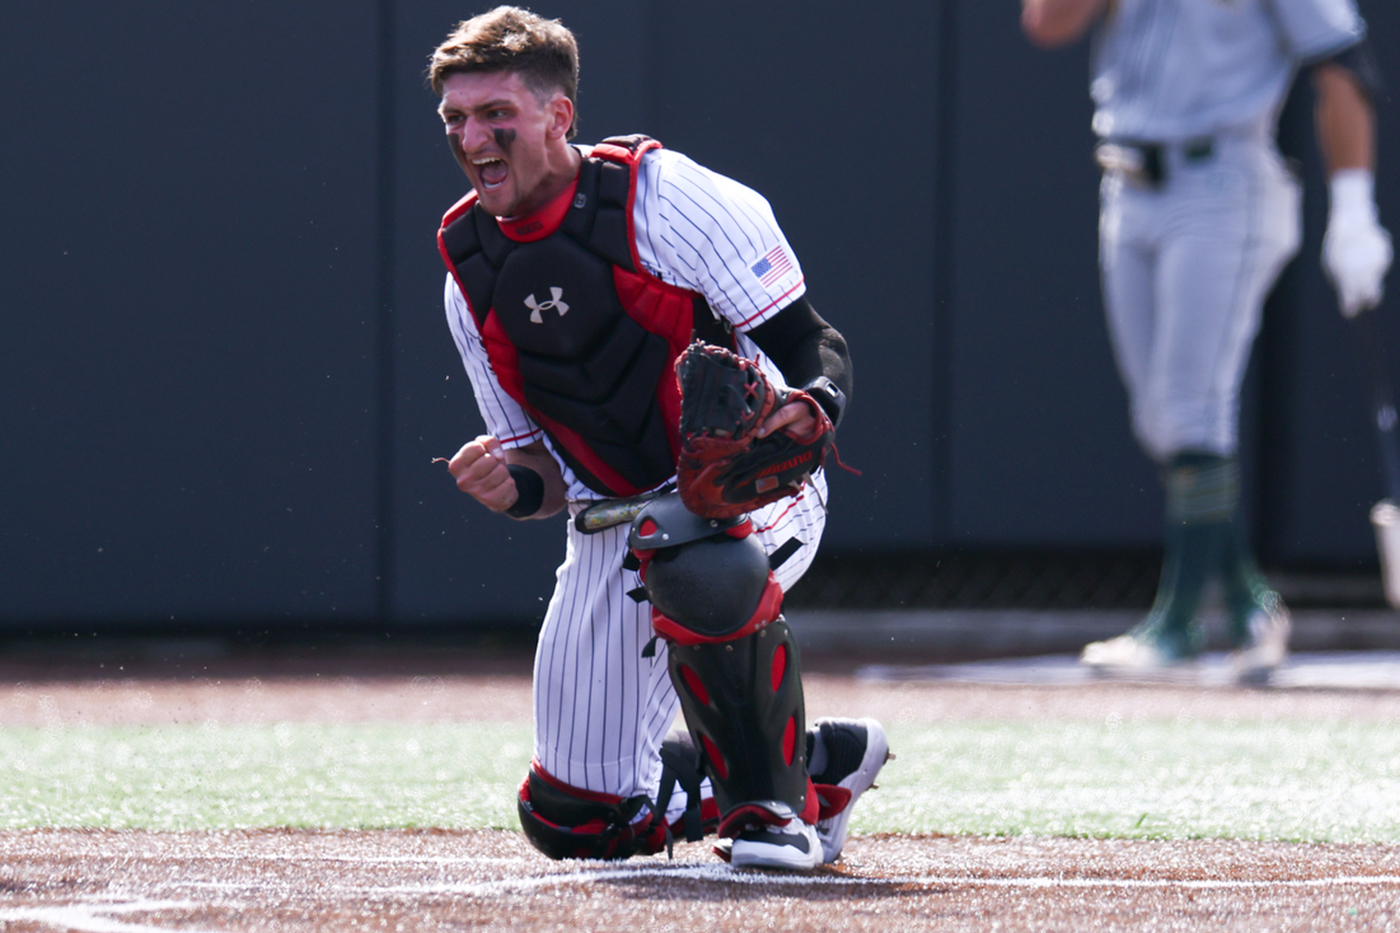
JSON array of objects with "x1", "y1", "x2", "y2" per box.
[
  {"x1": 1089, "y1": 0, "x2": 1365, "y2": 142},
  {"x1": 445, "y1": 146, "x2": 809, "y2": 502}
]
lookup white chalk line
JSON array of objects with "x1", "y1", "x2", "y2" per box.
[
  {"x1": 0, "y1": 898, "x2": 224, "y2": 933},
  {"x1": 435, "y1": 868, "x2": 1400, "y2": 897},
  {"x1": 169, "y1": 862, "x2": 1400, "y2": 898},
  {"x1": 9, "y1": 868, "x2": 1400, "y2": 933}
]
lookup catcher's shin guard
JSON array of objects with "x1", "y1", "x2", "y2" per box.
[
  {"x1": 629, "y1": 495, "x2": 813, "y2": 834},
  {"x1": 666, "y1": 618, "x2": 812, "y2": 834},
  {"x1": 517, "y1": 761, "x2": 666, "y2": 861}
]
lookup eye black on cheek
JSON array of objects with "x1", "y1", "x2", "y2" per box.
[{"x1": 494, "y1": 128, "x2": 516, "y2": 152}]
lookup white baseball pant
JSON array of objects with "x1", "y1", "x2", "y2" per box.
[{"x1": 1099, "y1": 133, "x2": 1302, "y2": 462}]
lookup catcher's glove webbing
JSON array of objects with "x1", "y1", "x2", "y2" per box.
[{"x1": 675, "y1": 340, "x2": 835, "y2": 519}]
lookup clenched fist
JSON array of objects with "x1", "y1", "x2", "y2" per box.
[{"x1": 445, "y1": 435, "x2": 520, "y2": 513}]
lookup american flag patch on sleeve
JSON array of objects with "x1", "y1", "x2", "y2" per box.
[{"x1": 750, "y1": 245, "x2": 794, "y2": 290}]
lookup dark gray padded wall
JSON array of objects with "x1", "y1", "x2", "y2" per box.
[
  {"x1": 0, "y1": 2, "x2": 381, "y2": 626},
  {"x1": 1260, "y1": 0, "x2": 1400, "y2": 567},
  {"x1": 645, "y1": 0, "x2": 942, "y2": 549},
  {"x1": 944, "y1": 3, "x2": 1162, "y2": 548}
]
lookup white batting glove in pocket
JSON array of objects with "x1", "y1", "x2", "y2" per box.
[{"x1": 1324, "y1": 169, "x2": 1393, "y2": 318}]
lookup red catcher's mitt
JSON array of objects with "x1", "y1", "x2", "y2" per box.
[{"x1": 675, "y1": 340, "x2": 834, "y2": 519}]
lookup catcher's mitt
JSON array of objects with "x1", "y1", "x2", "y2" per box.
[{"x1": 675, "y1": 340, "x2": 834, "y2": 519}]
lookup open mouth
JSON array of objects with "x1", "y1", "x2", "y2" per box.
[{"x1": 474, "y1": 157, "x2": 508, "y2": 190}]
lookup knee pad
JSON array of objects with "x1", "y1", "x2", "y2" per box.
[
  {"x1": 517, "y1": 762, "x2": 665, "y2": 861},
  {"x1": 628, "y1": 493, "x2": 781, "y2": 643}
]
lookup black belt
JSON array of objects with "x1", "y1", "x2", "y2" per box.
[{"x1": 1095, "y1": 137, "x2": 1215, "y2": 188}]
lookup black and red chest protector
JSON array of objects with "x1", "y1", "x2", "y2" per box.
[{"x1": 438, "y1": 136, "x2": 728, "y2": 498}]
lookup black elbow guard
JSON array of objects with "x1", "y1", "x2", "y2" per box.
[{"x1": 505, "y1": 464, "x2": 545, "y2": 518}]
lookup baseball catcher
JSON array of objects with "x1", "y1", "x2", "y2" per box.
[{"x1": 431, "y1": 7, "x2": 887, "y2": 872}]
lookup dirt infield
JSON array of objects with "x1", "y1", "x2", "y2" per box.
[
  {"x1": 2, "y1": 641, "x2": 1400, "y2": 931},
  {"x1": 5, "y1": 640, "x2": 1400, "y2": 727},
  {"x1": 0, "y1": 829, "x2": 1398, "y2": 931}
]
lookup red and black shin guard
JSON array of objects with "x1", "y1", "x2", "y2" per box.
[{"x1": 664, "y1": 610, "x2": 817, "y2": 838}]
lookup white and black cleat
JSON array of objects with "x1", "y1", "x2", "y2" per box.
[
  {"x1": 808, "y1": 717, "x2": 893, "y2": 864},
  {"x1": 718, "y1": 801, "x2": 822, "y2": 871},
  {"x1": 1229, "y1": 604, "x2": 1291, "y2": 686}
]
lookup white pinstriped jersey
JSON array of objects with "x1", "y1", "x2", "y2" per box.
[
  {"x1": 1090, "y1": 0, "x2": 1365, "y2": 141},
  {"x1": 444, "y1": 146, "x2": 807, "y2": 502}
]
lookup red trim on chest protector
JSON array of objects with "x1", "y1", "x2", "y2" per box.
[
  {"x1": 437, "y1": 137, "x2": 708, "y2": 498},
  {"x1": 498, "y1": 178, "x2": 580, "y2": 243}
]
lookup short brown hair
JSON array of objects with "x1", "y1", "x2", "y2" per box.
[{"x1": 429, "y1": 7, "x2": 580, "y2": 138}]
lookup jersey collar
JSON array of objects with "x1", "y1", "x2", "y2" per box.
[{"x1": 497, "y1": 176, "x2": 580, "y2": 243}]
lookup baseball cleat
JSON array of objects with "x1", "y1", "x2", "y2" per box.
[
  {"x1": 719, "y1": 801, "x2": 821, "y2": 871},
  {"x1": 807, "y1": 717, "x2": 892, "y2": 864},
  {"x1": 1229, "y1": 602, "x2": 1290, "y2": 685},
  {"x1": 1079, "y1": 620, "x2": 1203, "y2": 679}
]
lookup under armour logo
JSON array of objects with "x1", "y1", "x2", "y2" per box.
[{"x1": 526, "y1": 287, "x2": 569, "y2": 323}]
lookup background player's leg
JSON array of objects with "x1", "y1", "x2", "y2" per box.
[
  {"x1": 1099, "y1": 173, "x2": 1160, "y2": 443},
  {"x1": 1139, "y1": 452, "x2": 1239, "y2": 659},
  {"x1": 1155, "y1": 144, "x2": 1298, "y2": 675},
  {"x1": 1199, "y1": 144, "x2": 1300, "y2": 678},
  {"x1": 1085, "y1": 143, "x2": 1298, "y2": 671}
]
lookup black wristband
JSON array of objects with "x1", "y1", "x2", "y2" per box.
[
  {"x1": 505, "y1": 464, "x2": 545, "y2": 518},
  {"x1": 802, "y1": 376, "x2": 847, "y2": 427}
]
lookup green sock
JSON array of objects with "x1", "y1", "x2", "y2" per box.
[
  {"x1": 1218, "y1": 506, "x2": 1280, "y2": 647},
  {"x1": 1135, "y1": 453, "x2": 1237, "y2": 657}
]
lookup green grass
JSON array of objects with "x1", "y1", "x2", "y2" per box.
[
  {"x1": 2, "y1": 719, "x2": 1399, "y2": 842},
  {"x1": 872, "y1": 721, "x2": 1400, "y2": 843},
  {"x1": 0, "y1": 723, "x2": 530, "y2": 831}
]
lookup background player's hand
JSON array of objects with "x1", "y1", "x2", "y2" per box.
[
  {"x1": 1324, "y1": 170, "x2": 1393, "y2": 318},
  {"x1": 445, "y1": 435, "x2": 519, "y2": 513}
]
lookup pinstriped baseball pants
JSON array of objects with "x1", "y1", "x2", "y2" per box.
[{"x1": 532, "y1": 471, "x2": 828, "y2": 800}]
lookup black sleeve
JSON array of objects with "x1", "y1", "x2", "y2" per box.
[{"x1": 745, "y1": 297, "x2": 852, "y2": 426}]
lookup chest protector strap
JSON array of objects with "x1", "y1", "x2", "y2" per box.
[{"x1": 439, "y1": 136, "x2": 726, "y2": 497}]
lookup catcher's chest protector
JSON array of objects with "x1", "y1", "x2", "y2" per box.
[{"x1": 438, "y1": 136, "x2": 711, "y2": 497}]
